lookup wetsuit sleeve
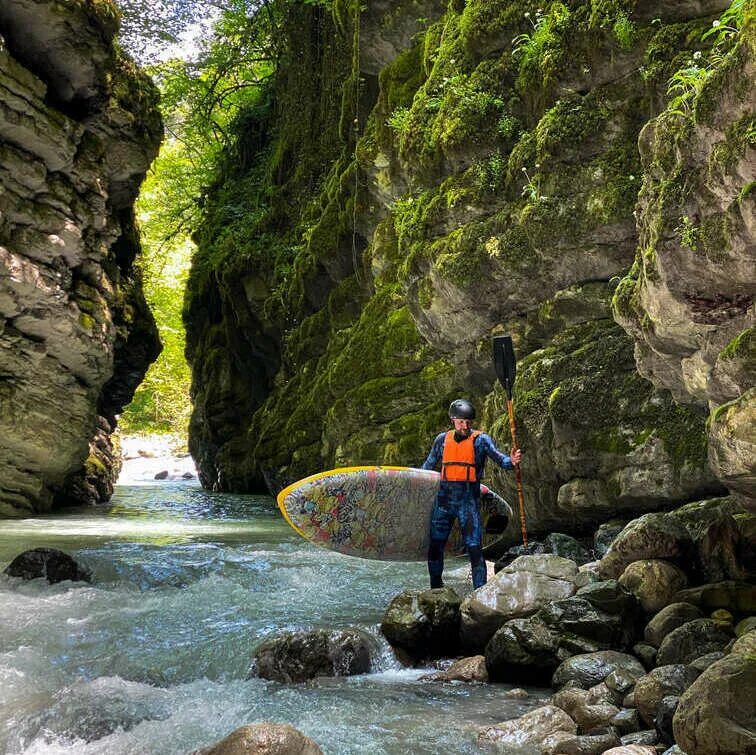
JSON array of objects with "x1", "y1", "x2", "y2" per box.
[
  {"x1": 478, "y1": 433, "x2": 514, "y2": 470},
  {"x1": 421, "y1": 433, "x2": 445, "y2": 470}
]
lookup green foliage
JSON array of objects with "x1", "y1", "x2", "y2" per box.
[
  {"x1": 121, "y1": 0, "x2": 280, "y2": 434},
  {"x1": 511, "y1": 2, "x2": 572, "y2": 91},
  {"x1": 665, "y1": 0, "x2": 747, "y2": 119},
  {"x1": 675, "y1": 214, "x2": 700, "y2": 250}
]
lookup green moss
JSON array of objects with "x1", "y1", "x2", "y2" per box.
[{"x1": 720, "y1": 327, "x2": 755, "y2": 362}]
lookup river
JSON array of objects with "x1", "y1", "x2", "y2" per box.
[{"x1": 0, "y1": 479, "x2": 548, "y2": 754}]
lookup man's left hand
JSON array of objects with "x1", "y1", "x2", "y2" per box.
[{"x1": 511, "y1": 448, "x2": 523, "y2": 466}]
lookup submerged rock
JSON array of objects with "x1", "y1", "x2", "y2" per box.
[
  {"x1": 250, "y1": 629, "x2": 372, "y2": 683},
  {"x1": 4, "y1": 548, "x2": 91, "y2": 583},
  {"x1": 194, "y1": 723, "x2": 322, "y2": 755}
]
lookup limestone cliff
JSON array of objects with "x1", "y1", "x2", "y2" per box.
[
  {"x1": 186, "y1": 0, "x2": 752, "y2": 534},
  {"x1": 614, "y1": 10, "x2": 755, "y2": 504},
  {"x1": 0, "y1": 0, "x2": 162, "y2": 516}
]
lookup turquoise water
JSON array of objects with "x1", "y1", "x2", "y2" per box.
[{"x1": 0, "y1": 483, "x2": 547, "y2": 754}]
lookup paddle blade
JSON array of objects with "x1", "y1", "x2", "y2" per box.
[{"x1": 493, "y1": 335, "x2": 517, "y2": 396}]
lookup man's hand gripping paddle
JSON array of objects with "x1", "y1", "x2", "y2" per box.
[{"x1": 493, "y1": 335, "x2": 528, "y2": 546}]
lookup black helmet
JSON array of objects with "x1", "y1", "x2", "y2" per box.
[{"x1": 449, "y1": 399, "x2": 476, "y2": 420}]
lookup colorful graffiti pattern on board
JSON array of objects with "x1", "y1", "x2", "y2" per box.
[{"x1": 278, "y1": 467, "x2": 510, "y2": 561}]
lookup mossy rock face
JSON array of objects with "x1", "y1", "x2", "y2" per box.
[
  {"x1": 185, "y1": 0, "x2": 743, "y2": 520},
  {"x1": 612, "y1": 13, "x2": 755, "y2": 501},
  {"x1": 0, "y1": 1, "x2": 162, "y2": 515},
  {"x1": 481, "y1": 314, "x2": 720, "y2": 537}
]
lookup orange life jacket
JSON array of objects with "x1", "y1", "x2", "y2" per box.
[{"x1": 441, "y1": 430, "x2": 480, "y2": 482}]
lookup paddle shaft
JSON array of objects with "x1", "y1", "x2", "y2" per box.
[{"x1": 506, "y1": 396, "x2": 528, "y2": 547}]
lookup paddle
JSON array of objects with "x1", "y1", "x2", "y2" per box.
[{"x1": 492, "y1": 335, "x2": 528, "y2": 546}]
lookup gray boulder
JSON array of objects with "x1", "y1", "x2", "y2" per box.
[
  {"x1": 632, "y1": 665, "x2": 700, "y2": 726},
  {"x1": 655, "y1": 619, "x2": 733, "y2": 666},
  {"x1": 620, "y1": 731, "x2": 657, "y2": 746},
  {"x1": 632, "y1": 643, "x2": 657, "y2": 670},
  {"x1": 673, "y1": 651, "x2": 756, "y2": 754},
  {"x1": 422, "y1": 654, "x2": 488, "y2": 683},
  {"x1": 644, "y1": 602, "x2": 704, "y2": 648},
  {"x1": 598, "y1": 514, "x2": 693, "y2": 580},
  {"x1": 552, "y1": 651, "x2": 646, "y2": 690},
  {"x1": 461, "y1": 554, "x2": 577, "y2": 651},
  {"x1": 251, "y1": 629, "x2": 372, "y2": 683},
  {"x1": 195, "y1": 723, "x2": 322, "y2": 754},
  {"x1": 4, "y1": 548, "x2": 91, "y2": 583},
  {"x1": 381, "y1": 586, "x2": 461, "y2": 659}
]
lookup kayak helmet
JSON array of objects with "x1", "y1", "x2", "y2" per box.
[{"x1": 449, "y1": 399, "x2": 476, "y2": 420}]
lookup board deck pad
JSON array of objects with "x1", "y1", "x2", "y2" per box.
[{"x1": 277, "y1": 466, "x2": 511, "y2": 561}]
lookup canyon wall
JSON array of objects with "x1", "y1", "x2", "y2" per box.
[
  {"x1": 186, "y1": 0, "x2": 753, "y2": 535},
  {"x1": 0, "y1": 0, "x2": 162, "y2": 516}
]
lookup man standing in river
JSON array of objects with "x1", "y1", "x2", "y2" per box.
[{"x1": 421, "y1": 399, "x2": 522, "y2": 590}]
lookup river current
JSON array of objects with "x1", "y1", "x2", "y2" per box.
[{"x1": 0, "y1": 480, "x2": 547, "y2": 754}]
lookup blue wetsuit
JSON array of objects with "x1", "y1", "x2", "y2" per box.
[{"x1": 422, "y1": 432, "x2": 514, "y2": 589}]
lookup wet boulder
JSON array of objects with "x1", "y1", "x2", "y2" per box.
[
  {"x1": 485, "y1": 613, "x2": 605, "y2": 682},
  {"x1": 611, "y1": 708, "x2": 642, "y2": 735},
  {"x1": 545, "y1": 533, "x2": 592, "y2": 565},
  {"x1": 631, "y1": 643, "x2": 657, "y2": 671},
  {"x1": 542, "y1": 729, "x2": 621, "y2": 755},
  {"x1": 673, "y1": 580, "x2": 756, "y2": 614},
  {"x1": 617, "y1": 559, "x2": 688, "y2": 613},
  {"x1": 195, "y1": 723, "x2": 322, "y2": 754},
  {"x1": 478, "y1": 705, "x2": 577, "y2": 750},
  {"x1": 598, "y1": 514, "x2": 693, "y2": 580},
  {"x1": 655, "y1": 695, "x2": 679, "y2": 747},
  {"x1": 551, "y1": 685, "x2": 620, "y2": 732},
  {"x1": 594, "y1": 521, "x2": 627, "y2": 559},
  {"x1": 632, "y1": 665, "x2": 700, "y2": 726},
  {"x1": 620, "y1": 731, "x2": 657, "y2": 747},
  {"x1": 251, "y1": 629, "x2": 372, "y2": 683},
  {"x1": 670, "y1": 499, "x2": 744, "y2": 582},
  {"x1": 461, "y1": 554, "x2": 578, "y2": 651},
  {"x1": 644, "y1": 602, "x2": 704, "y2": 648},
  {"x1": 422, "y1": 655, "x2": 488, "y2": 683},
  {"x1": 552, "y1": 651, "x2": 646, "y2": 691},
  {"x1": 655, "y1": 618, "x2": 733, "y2": 666},
  {"x1": 380, "y1": 586, "x2": 461, "y2": 660},
  {"x1": 673, "y1": 649, "x2": 756, "y2": 754},
  {"x1": 492, "y1": 541, "x2": 549, "y2": 572},
  {"x1": 539, "y1": 595, "x2": 636, "y2": 649},
  {"x1": 4, "y1": 548, "x2": 91, "y2": 583},
  {"x1": 603, "y1": 747, "x2": 656, "y2": 755}
]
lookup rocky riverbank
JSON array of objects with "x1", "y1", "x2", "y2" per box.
[{"x1": 227, "y1": 495, "x2": 754, "y2": 754}]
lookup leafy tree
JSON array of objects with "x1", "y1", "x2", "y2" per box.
[{"x1": 118, "y1": 0, "x2": 281, "y2": 433}]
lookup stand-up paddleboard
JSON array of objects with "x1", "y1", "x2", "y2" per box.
[{"x1": 277, "y1": 466, "x2": 512, "y2": 561}]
